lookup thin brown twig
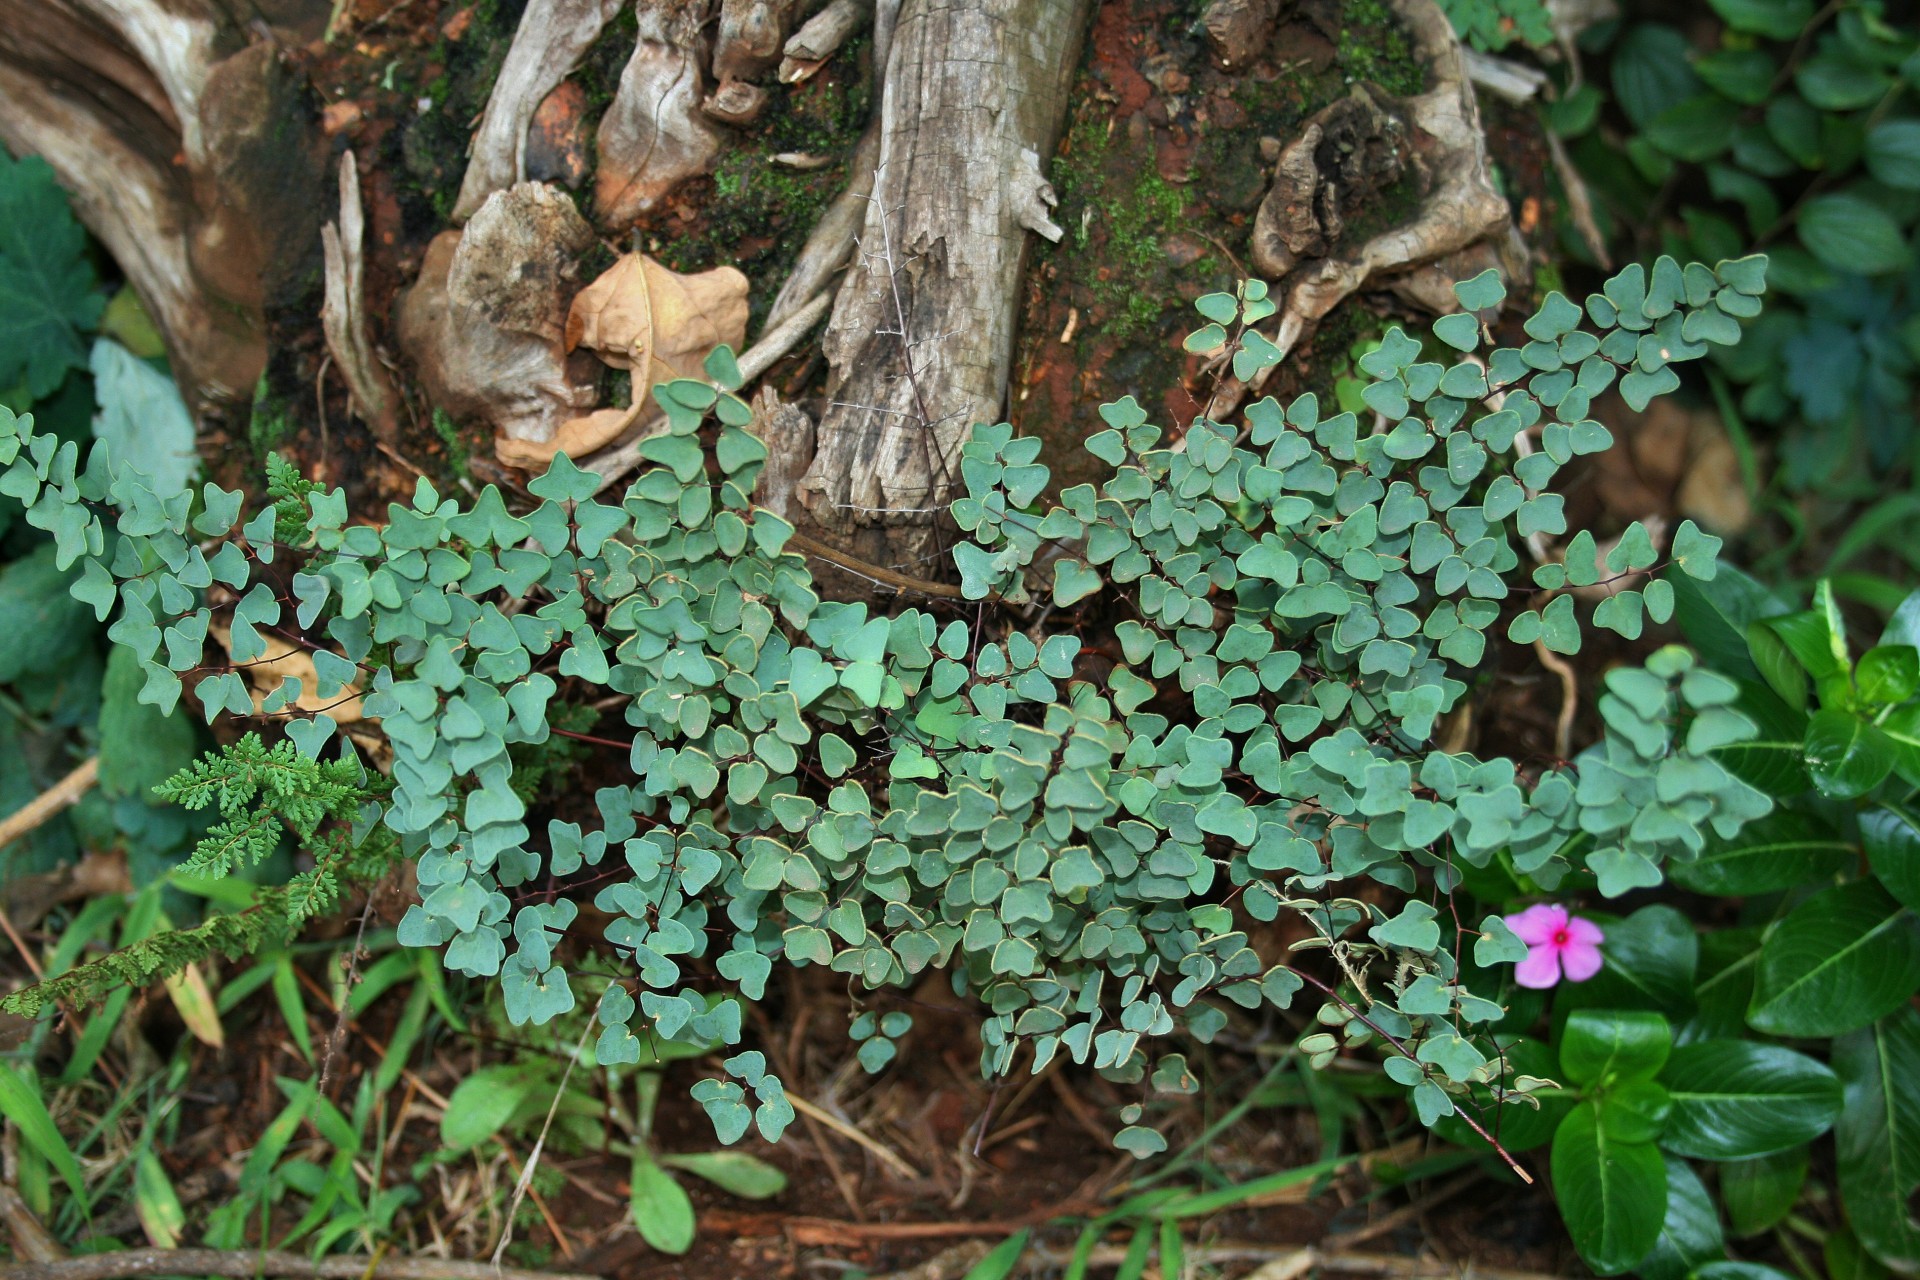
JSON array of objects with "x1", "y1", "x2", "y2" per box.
[
  {"x1": 785, "y1": 531, "x2": 972, "y2": 600},
  {"x1": 1532, "y1": 639, "x2": 1578, "y2": 762},
  {"x1": 0, "y1": 1252, "x2": 600, "y2": 1280},
  {"x1": 787, "y1": 1093, "x2": 925, "y2": 1181},
  {"x1": 0, "y1": 757, "x2": 99, "y2": 853}
]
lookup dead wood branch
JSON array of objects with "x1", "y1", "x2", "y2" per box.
[
  {"x1": 764, "y1": 116, "x2": 881, "y2": 330},
  {"x1": 1249, "y1": 0, "x2": 1511, "y2": 357},
  {"x1": 715, "y1": 0, "x2": 800, "y2": 82},
  {"x1": 451, "y1": 0, "x2": 625, "y2": 222},
  {"x1": 779, "y1": 0, "x2": 869, "y2": 82},
  {"x1": 397, "y1": 184, "x2": 597, "y2": 447},
  {"x1": 0, "y1": 5, "x2": 328, "y2": 417},
  {"x1": 594, "y1": 1, "x2": 726, "y2": 228},
  {"x1": 0, "y1": 758, "x2": 100, "y2": 851},
  {"x1": 799, "y1": 0, "x2": 1091, "y2": 562},
  {"x1": 319, "y1": 150, "x2": 399, "y2": 440},
  {"x1": 0, "y1": 1251, "x2": 600, "y2": 1280},
  {"x1": 749, "y1": 388, "x2": 814, "y2": 520}
]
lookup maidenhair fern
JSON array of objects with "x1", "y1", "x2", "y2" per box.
[{"x1": 0, "y1": 255, "x2": 1772, "y2": 1158}]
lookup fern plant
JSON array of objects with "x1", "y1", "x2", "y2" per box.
[{"x1": 0, "y1": 254, "x2": 1772, "y2": 1161}]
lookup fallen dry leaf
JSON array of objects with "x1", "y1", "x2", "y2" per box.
[
  {"x1": 1676, "y1": 425, "x2": 1753, "y2": 536},
  {"x1": 496, "y1": 405, "x2": 637, "y2": 467},
  {"x1": 211, "y1": 625, "x2": 365, "y2": 723},
  {"x1": 566, "y1": 253, "x2": 749, "y2": 391}
]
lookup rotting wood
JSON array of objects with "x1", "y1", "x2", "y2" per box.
[
  {"x1": 319, "y1": 150, "x2": 399, "y2": 441},
  {"x1": 451, "y1": 0, "x2": 625, "y2": 222},
  {"x1": 0, "y1": 757, "x2": 99, "y2": 852},
  {"x1": 1248, "y1": 0, "x2": 1512, "y2": 357},
  {"x1": 764, "y1": 119, "x2": 881, "y2": 331},
  {"x1": 798, "y1": 0, "x2": 1093, "y2": 564},
  {"x1": 0, "y1": 1251, "x2": 600, "y2": 1280},
  {"x1": 714, "y1": 0, "x2": 801, "y2": 82},
  {"x1": 594, "y1": 0, "x2": 726, "y2": 228},
  {"x1": 749, "y1": 387, "x2": 815, "y2": 521},
  {"x1": 779, "y1": 0, "x2": 870, "y2": 82},
  {"x1": 396, "y1": 183, "x2": 597, "y2": 448},
  {"x1": 0, "y1": 2, "x2": 329, "y2": 417}
]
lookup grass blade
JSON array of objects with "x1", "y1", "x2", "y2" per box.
[{"x1": 0, "y1": 1061, "x2": 86, "y2": 1208}]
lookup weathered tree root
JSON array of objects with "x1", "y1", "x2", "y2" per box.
[
  {"x1": 320, "y1": 151, "x2": 399, "y2": 441},
  {"x1": 0, "y1": 1, "x2": 328, "y2": 419},
  {"x1": 396, "y1": 183, "x2": 598, "y2": 448},
  {"x1": 797, "y1": 0, "x2": 1092, "y2": 564},
  {"x1": 1245, "y1": 0, "x2": 1513, "y2": 354},
  {"x1": 451, "y1": 0, "x2": 625, "y2": 222},
  {"x1": 594, "y1": 1, "x2": 727, "y2": 228}
]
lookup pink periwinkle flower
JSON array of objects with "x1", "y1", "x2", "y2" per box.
[{"x1": 1504, "y1": 903, "x2": 1605, "y2": 990}]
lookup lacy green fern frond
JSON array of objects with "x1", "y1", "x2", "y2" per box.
[
  {"x1": 155, "y1": 733, "x2": 372, "y2": 878},
  {"x1": 0, "y1": 822, "x2": 400, "y2": 1018},
  {"x1": 264, "y1": 450, "x2": 324, "y2": 545}
]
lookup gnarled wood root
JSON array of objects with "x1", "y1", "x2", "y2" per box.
[
  {"x1": 0, "y1": 0, "x2": 329, "y2": 419},
  {"x1": 320, "y1": 151, "x2": 399, "y2": 440},
  {"x1": 395, "y1": 183, "x2": 598, "y2": 448},
  {"x1": 594, "y1": 1, "x2": 727, "y2": 229},
  {"x1": 1246, "y1": 0, "x2": 1514, "y2": 355},
  {"x1": 796, "y1": 0, "x2": 1092, "y2": 564},
  {"x1": 451, "y1": 0, "x2": 626, "y2": 222}
]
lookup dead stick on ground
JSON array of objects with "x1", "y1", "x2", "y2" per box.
[
  {"x1": 0, "y1": 757, "x2": 99, "y2": 850},
  {"x1": 787, "y1": 1093, "x2": 925, "y2": 1181},
  {"x1": 1245, "y1": 1247, "x2": 1573, "y2": 1280},
  {"x1": 0, "y1": 1251, "x2": 601, "y2": 1280}
]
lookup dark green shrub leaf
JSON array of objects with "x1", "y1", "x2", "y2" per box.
[
  {"x1": 1798, "y1": 194, "x2": 1914, "y2": 276},
  {"x1": 1719, "y1": 1146, "x2": 1807, "y2": 1237},
  {"x1": 1634, "y1": 1155, "x2": 1724, "y2": 1280},
  {"x1": 1659, "y1": 1040, "x2": 1842, "y2": 1159},
  {"x1": 1668, "y1": 811, "x2": 1852, "y2": 896},
  {"x1": 1833, "y1": 1009, "x2": 1920, "y2": 1272},
  {"x1": 1552, "y1": 1102, "x2": 1668, "y2": 1275},
  {"x1": 1561, "y1": 1009, "x2": 1672, "y2": 1087},
  {"x1": 1748, "y1": 881, "x2": 1920, "y2": 1037}
]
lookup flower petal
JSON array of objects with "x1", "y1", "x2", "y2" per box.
[
  {"x1": 1505, "y1": 903, "x2": 1568, "y2": 947},
  {"x1": 1514, "y1": 945, "x2": 1564, "y2": 989},
  {"x1": 1560, "y1": 940, "x2": 1605, "y2": 983},
  {"x1": 1564, "y1": 916, "x2": 1605, "y2": 948}
]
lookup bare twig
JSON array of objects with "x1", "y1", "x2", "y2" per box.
[
  {"x1": 491, "y1": 1020, "x2": 593, "y2": 1265},
  {"x1": 1246, "y1": 1248, "x2": 1573, "y2": 1280},
  {"x1": 1533, "y1": 640, "x2": 1579, "y2": 763},
  {"x1": 0, "y1": 757, "x2": 99, "y2": 852},
  {"x1": 1544, "y1": 130, "x2": 1610, "y2": 270},
  {"x1": 787, "y1": 1094, "x2": 924, "y2": 1181},
  {"x1": 0, "y1": 1252, "x2": 600, "y2": 1280},
  {"x1": 785, "y1": 531, "x2": 970, "y2": 600},
  {"x1": 1326, "y1": 1170, "x2": 1483, "y2": 1250}
]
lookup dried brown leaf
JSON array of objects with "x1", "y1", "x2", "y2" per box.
[{"x1": 565, "y1": 253, "x2": 749, "y2": 390}]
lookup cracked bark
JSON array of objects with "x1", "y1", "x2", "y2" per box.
[
  {"x1": 798, "y1": 0, "x2": 1093, "y2": 567},
  {"x1": 0, "y1": 0, "x2": 329, "y2": 419}
]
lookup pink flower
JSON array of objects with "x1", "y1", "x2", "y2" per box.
[{"x1": 1505, "y1": 904, "x2": 1604, "y2": 990}]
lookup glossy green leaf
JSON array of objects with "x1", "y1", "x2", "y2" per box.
[
  {"x1": 1659, "y1": 1040, "x2": 1842, "y2": 1159},
  {"x1": 1833, "y1": 1009, "x2": 1920, "y2": 1272},
  {"x1": 1748, "y1": 881, "x2": 1920, "y2": 1037},
  {"x1": 1561, "y1": 1009, "x2": 1672, "y2": 1087},
  {"x1": 1633, "y1": 1155, "x2": 1723, "y2": 1280},
  {"x1": 1551, "y1": 1102, "x2": 1668, "y2": 1275},
  {"x1": 1719, "y1": 1146, "x2": 1807, "y2": 1237},
  {"x1": 1667, "y1": 811, "x2": 1853, "y2": 896}
]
